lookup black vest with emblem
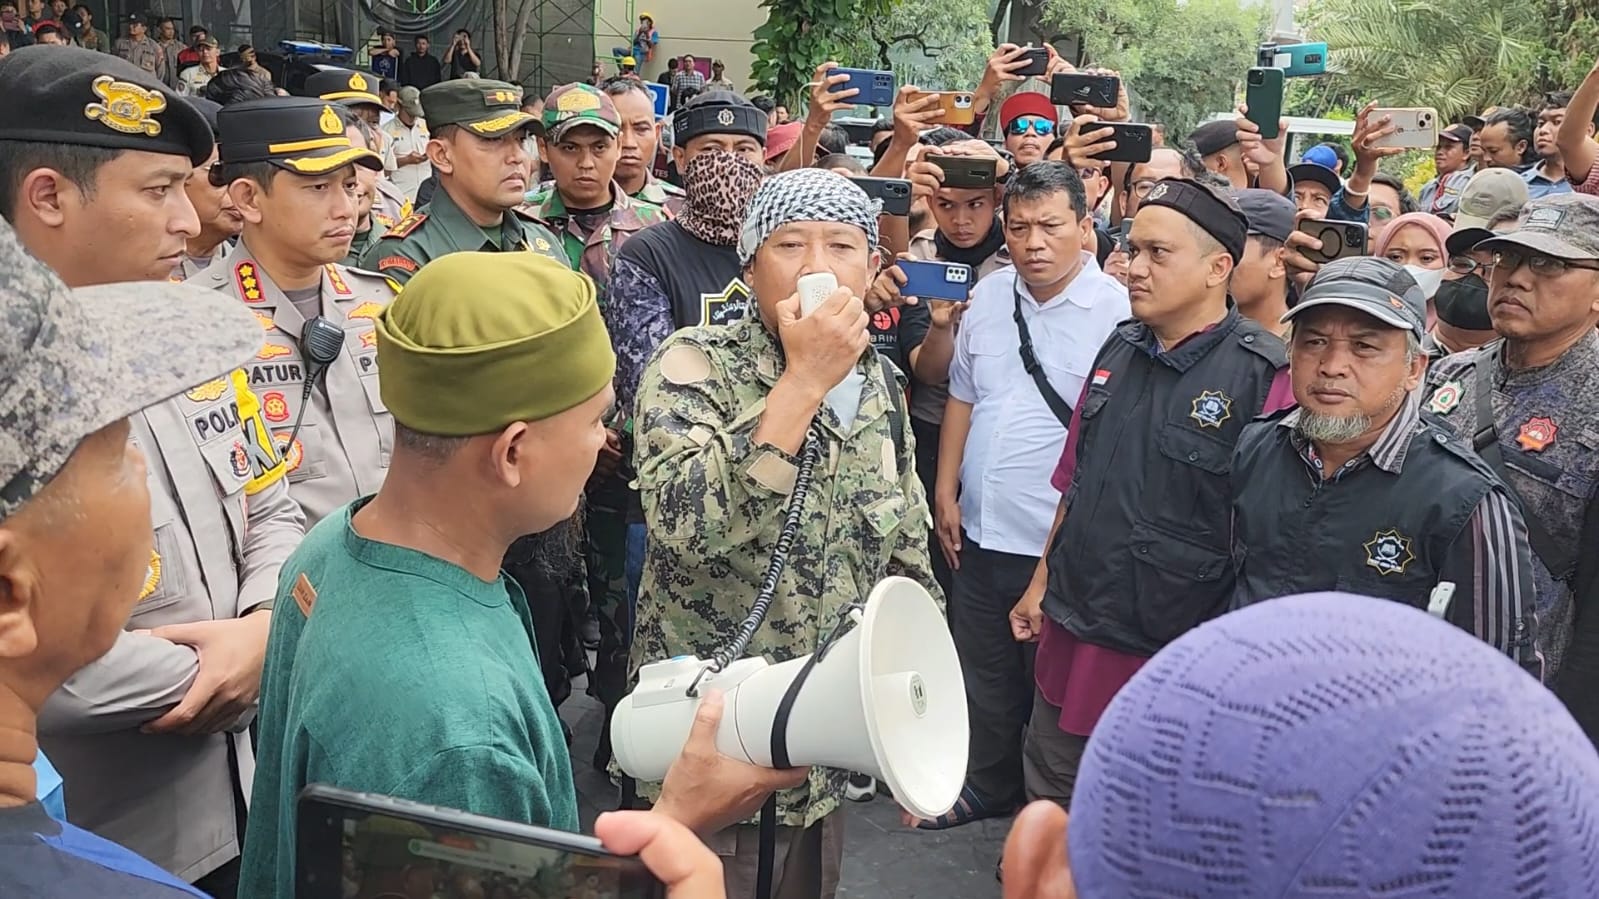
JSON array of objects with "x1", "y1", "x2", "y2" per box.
[
  {"x1": 1230, "y1": 414, "x2": 1494, "y2": 610},
  {"x1": 1042, "y1": 307, "x2": 1287, "y2": 655},
  {"x1": 619, "y1": 220, "x2": 748, "y2": 329}
]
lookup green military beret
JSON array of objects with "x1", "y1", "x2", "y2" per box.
[{"x1": 375, "y1": 252, "x2": 616, "y2": 434}]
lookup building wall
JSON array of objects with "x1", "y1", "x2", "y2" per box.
[{"x1": 592, "y1": 0, "x2": 764, "y2": 92}]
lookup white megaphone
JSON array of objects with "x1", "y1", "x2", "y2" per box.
[{"x1": 610, "y1": 577, "x2": 968, "y2": 820}]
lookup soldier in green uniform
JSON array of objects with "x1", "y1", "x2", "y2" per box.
[
  {"x1": 522, "y1": 81, "x2": 671, "y2": 771},
  {"x1": 361, "y1": 79, "x2": 566, "y2": 283},
  {"x1": 597, "y1": 76, "x2": 685, "y2": 214},
  {"x1": 631, "y1": 168, "x2": 940, "y2": 897}
]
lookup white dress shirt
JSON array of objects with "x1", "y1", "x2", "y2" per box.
[
  {"x1": 382, "y1": 115, "x2": 432, "y2": 202},
  {"x1": 947, "y1": 252, "x2": 1129, "y2": 556}
]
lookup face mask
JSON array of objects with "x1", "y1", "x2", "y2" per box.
[
  {"x1": 1403, "y1": 264, "x2": 1444, "y2": 299},
  {"x1": 679, "y1": 149, "x2": 763, "y2": 247},
  {"x1": 1433, "y1": 274, "x2": 1494, "y2": 331}
]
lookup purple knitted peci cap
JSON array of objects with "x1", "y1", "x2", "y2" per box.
[{"x1": 1069, "y1": 592, "x2": 1599, "y2": 898}]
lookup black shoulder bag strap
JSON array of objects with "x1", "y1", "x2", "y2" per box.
[
  {"x1": 1468, "y1": 346, "x2": 1576, "y2": 579},
  {"x1": 1013, "y1": 278, "x2": 1073, "y2": 426},
  {"x1": 876, "y1": 350, "x2": 907, "y2": 463}
]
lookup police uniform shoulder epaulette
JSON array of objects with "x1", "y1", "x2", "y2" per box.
[
  {"x1": 380, "y1": 212, "x2": 427, "y2": 239},
  {"x1": 1234, "y1": 318, "x2": 1289, "y2": 367}
]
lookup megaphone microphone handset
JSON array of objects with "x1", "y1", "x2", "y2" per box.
[{"x1": 277, "y1": 316, "x2": 346, "y2": 457}]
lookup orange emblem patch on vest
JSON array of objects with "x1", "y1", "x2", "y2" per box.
[
  {"x1": 253, "y1": 310, "x2": 276, "y2": 330},
  {"x1": 236, "y1": 261, "x2": 264, "y2": 302},
  {"x1": 262, "y1": 391, "x2": 290, "y2": 423},
  {"x1": 325, "y1": 264, "x2": 352, "y2": 296},
  {"x1": 378, "y1": 255, "x2": 419, "y2": 273},
  {"x1": 274, "y1": 432, "x2": 304, "y2": 471},
  {"x1": 359, "y1": 330, "x2": 378, "y2": 349},
  {"x1": 1517, "y1": 417, "x2": 1558, "y2": 452},
  {"x1": 257, "y1": 343, "x2": 292, "y2": 360},
  {"x1": 347, "y1": 301, "x2": 384, "y2": 322}
]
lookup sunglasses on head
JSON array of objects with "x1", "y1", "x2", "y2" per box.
[{"x1": 1007, "y1": 117, "x2": 1055, "y2": 137}]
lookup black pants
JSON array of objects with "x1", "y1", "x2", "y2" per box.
[
  {"x1": 950, "y1": 532, "x2": 1037, "y2": 808},
  {"x1": 911, "y1": 415, "x2": 953, "y2": 599}
]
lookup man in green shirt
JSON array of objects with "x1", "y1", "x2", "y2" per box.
[
  {"x1": 240, "y1": 250, "x2": 805, "y2": 899},
  {"x1": 361, "y1": 78, "x2": 566, "y2": 283}
]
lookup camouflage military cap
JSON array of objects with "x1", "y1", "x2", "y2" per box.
[
  {"x1": 540, "y1": 82, "x2": 621, "y2": 141},
  {"x1": 421, "y1": 78, "x2": 533, "y2": 139},
  {"x1": 0, "y1": 218, "x2": 262, "y2": 520}
]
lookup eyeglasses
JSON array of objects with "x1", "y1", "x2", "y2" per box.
[
  {"x1": 1007, "y1": 117, "x2": 1055, "y2": 137},
  {"x1": 1131, "y1": 179, "x2": 1160, "y2": 198},
  {"x1": 1078, "y1": 166, "x2": 1106, "y2": 181},
  {"x1": 1491, "y1": 249, "x2": 1599, "y2": 277},
  {"x1": 1447, "y1": 254, "x2": 1489, "y2": 275}
]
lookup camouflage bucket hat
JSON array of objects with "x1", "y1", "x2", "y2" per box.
[{"x1": 0, "y1": 218, "x2": 263, "y2": 519}]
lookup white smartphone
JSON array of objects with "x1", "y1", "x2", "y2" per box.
[
  {"x1": 797, "y1": 271, "x2": 838, "y2": 317},
  {"x1": 1370, "y1": 107, "x2": 1439, "y2": 150}
]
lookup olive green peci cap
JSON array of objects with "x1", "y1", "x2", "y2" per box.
[
  {"x1": 420, "y1": 79, "x2": 532, "y2": 139},
  {"x1": 375, "y1": 252, "x2": 616, "y2": 435}
]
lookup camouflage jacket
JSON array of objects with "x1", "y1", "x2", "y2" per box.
[
  {"x1": 520, "y1": 182, "x2": 669, "y2": 300},
  {"x1": 629, "y1": 315, "x2": 942, "y2": 828},
  {"x1": 633, "y1": 175, "x2": 684, "y2": 217},
  {"x1": 361, "y1": 183, "x2": 566, "y2": 285}
]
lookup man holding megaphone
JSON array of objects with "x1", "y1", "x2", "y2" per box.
[{"x1": 628, "y1": 168, "x2": 946, "y2": 898}]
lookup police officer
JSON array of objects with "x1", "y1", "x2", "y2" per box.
[
  {"x1": 362, "y1": 79, "x2": 566, "y2": 282},
  {"x1": 304, "y1": 68, "x2": 409, "y2": 225},
  {"x1": 1424, "y1": 194, "x2": 1599, "y2": 723},
  {"x1": 606, "y1": 90, "x2": 769, "y2": 417},
  {"x1": 1009, "y1": 178, "x2": 1290, "y2": 810},
  {"x1": 0, "y1": 47, "x2": 304, "y2": 895},
  {"x1": 195, "y1": 96, "x2": 397, "y2": 529},
  {"x1": 1234, "y1": 257, "x2": 1538, "y2": 675}
]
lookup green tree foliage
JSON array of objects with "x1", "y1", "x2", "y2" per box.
[
  {"x1": 751, "y1": 0, "x2": 901, "y2": 105},
  {"x1": 831, "y1": 0, "x2": 997, "y2": 92},
  {"x1": 1039, "y1": 0, "x2": 1267, "y2": 140},
  {"x1": 1304, "y1": 0, "x2": 1544, "y2": 119}
]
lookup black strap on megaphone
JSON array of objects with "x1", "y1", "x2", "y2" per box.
[{"x1": 278, "y1": 316, "x2": 346, "y2": 457}]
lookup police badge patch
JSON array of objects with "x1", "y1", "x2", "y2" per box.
[
  {"x1": 1425, "y1": 380, "x2": 1462, "y2": 414},
  {"x1": 1364, "y1": 529, "x2": 1416, "y2": 576},
  {"x1": 1189, "y1": 390, "x2": 1233, "y2": 428}
]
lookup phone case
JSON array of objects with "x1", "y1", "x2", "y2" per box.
[
  {"x1": 1298, "y1": 219, "x2": 1368, "y2": 263},
  {"x1": 1049, "y1": 73, "x2": 1119, "y2": 108},
  {"x1": 833, "y1": 67, "x2": 896, "y2": 107},
  {"x1": 1016, "y1": 47, "x2": 1050, "y2": 77},
  {"x1": 930, "y1": 155, "x2": 996, "y2": 189},
  {"x1": 1245, "y1": 67, "x2": 1285, "y2": 140},
  {"x1": 900, "y1": 260, "x2": 974, "y2": 301},
  {"x1": 1278, "y1": 41, "x2": 1328, "y2": 77},
  {"x1": 936, "y1": 92, "x2": 976, "y2": 126},
  {"x1": 850, "y1": 177, "x2": 913, "y2": 216},
  {"x1": 1370, "y1": 108, "x2": 1439, "y2": 150},
  {"x1": 1091, "y1": 123, "x2": 1153, "y2": 164}
]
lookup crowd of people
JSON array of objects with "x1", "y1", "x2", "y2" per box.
[{"x1": 2, "y1": 20, "x2": 1599, "y2": 899}]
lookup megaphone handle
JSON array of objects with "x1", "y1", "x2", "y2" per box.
[{"x1": 756, "y1": 796, "x2": 778, "y2": 899}]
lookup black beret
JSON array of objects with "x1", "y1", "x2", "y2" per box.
[
  {"x1": 0, "y1": 45, "x2": 212, "y2": 166},
  {"x1": 1140, "y1": 177, "x2": 1249, "y2": 264},
  {"x1": 673, "y1": 90, "x2": 767, "y2": 147}
]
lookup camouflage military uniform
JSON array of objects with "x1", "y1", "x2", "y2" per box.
[
  {"x1": 630, "y1": 315, "x2": 941, "y2": 828},
  {"x1": 522, "y1": 180, "x2": 670, "y2": 304},
  {"x1": 634, "y1": 175, "x2": 684, "y2": 217}
]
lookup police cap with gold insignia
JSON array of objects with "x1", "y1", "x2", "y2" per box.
[
  {"x1": 302, "y1": 67, "x2": 384, "y2": 110},
  {"x1": 0, "y1": 44, "x2": 212, "y2": 165},
  {"x1": 420, "y1": 78, "x2": 533, "y2": 139},
  {"x1": 375, "y1": 252, "x2": 616, "y2": 435},
  {"x1": 216, "y1": 96, "x2": 383, "y2": 175},
  {"x1": 673, "y1": 89, "x2": 767, "y2": 146},
  {"x1": 0, "y1": 215, "x2": 261, "y2": 520}
]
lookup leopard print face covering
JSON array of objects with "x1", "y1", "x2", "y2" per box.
[{"x1": 678, "y1": 149, "x2": 765, "y2": 247}]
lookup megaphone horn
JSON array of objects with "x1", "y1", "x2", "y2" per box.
[{"x1": 611, "y1": 577, "x2": 968, "y2": 820}]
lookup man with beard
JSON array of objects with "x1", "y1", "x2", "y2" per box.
[
  {"x1": 193, "y1": 97, "x2": 397, "y2": 530},
  {"x1": 1423, "y1": 195, "x2": 1599, "y2": 718},
  {"x1": 241, "y1": 252, "x2": 806, "y2": 899},
  {"x1": 599, "y1": 77, "x2": 684, "y2": 213},
  {"x1": 1008, "y1": 178, "x2": 1290, "y2": 811},
  {"x1": 363, "y1": 79, "x2": 566, "y2": 282},
  {"x1": 605, "y1": 90, "x2": 768, "y2": 417},
  {"x1": 0, "y1": 48, "x2": 305, "y2": 897},
  {"x1": 1232, "y1": 257, "x2": 1537, "y2": 675},
  {"x1": 631, "y1": 168, "x2": 938, "y2": 898}
]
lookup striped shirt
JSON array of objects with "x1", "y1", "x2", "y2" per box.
[{"x1": 1281, "y1": 395, "x2": 1541, "y2": 679}]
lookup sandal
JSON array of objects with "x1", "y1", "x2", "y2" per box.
[{"x1": 913, "y1": 785, "x2": 1015, "y2": 831}]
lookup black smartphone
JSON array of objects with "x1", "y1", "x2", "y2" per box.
[
  {"x1": 1049, "y1": 73, "x2": 1119, "y2": 108},
  {"x1": 1087, "y1": 122, "x2": 1153, "y2": 164},
  {"x1": 930, "y1": 155, "x2": 997, "y2": 189},
  {"x1": 1015, "y1": 46, "x2": 1050, "y2": 77},
  {"x1": 296, "y1": 785, "x2": 665, "y2": 899},
  {"x1": 850, "y1": 176, "x2": 914, "y2": 216},
  {"x1": 1296, "y1": 218, "x2": 1369, "y2": 263},
  {"x1": 1117, "y1": 218, "x2": 1133, "y2": 251}
]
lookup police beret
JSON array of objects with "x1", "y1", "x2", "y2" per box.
[
  {"x1": 1140, "y1": 177, "x2": 1248, "y2": 264},
  {"x1": 0, "y1": 45, "x2": 212, "y2": 166},
  {"x1": 673, "y1": 90, "x2": 766, "y2": 147},
  {"x1": 375, "y1": 252, "x2": 615, "y2": 434}
]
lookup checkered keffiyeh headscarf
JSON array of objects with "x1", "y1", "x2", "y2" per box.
[{"x1": 737, "y1": 168, "x2": 882, "y2": 267}]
